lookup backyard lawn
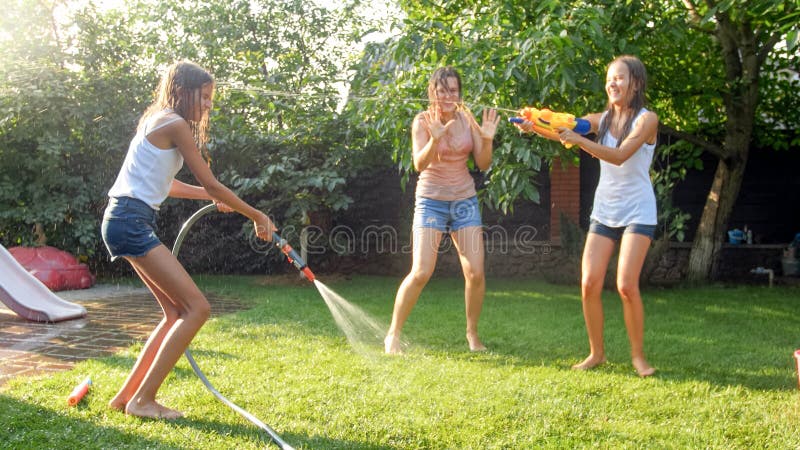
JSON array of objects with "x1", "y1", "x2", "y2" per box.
[{"x1": 1, "y1": 275, "x2": 799, "y2": 449}]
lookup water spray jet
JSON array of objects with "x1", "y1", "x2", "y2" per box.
[{"x1": 171, "y1": 204, "x2": 384, "y2": 449}]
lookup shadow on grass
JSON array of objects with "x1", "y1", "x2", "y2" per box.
[
  {"x1": 89, "y1": 353, "x2": 392, "y2": 448},
  {"x1": 7, "y1": 276, "x2": 792, "y2": 448},
  {"x1": 476, "y1": 284, "x2": 799, "y2": 391},
  {"x1": 0, "y1": 393, "x2": 386, "y2": 450},
  {"x1": 0, "y1": 394, "x2": 182, "y2": 449},
  {"x1": 172, "y1": 416, "x2": 396, "y2": 450},
  {"x1": 196, "y1": 276, "x2": 800, "y2": 393},
  {"x1": 642, "y1": 287, "x2": 800, "y2": 391}
]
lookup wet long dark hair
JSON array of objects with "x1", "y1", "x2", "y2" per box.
[
  {"x1": 596, "y1": 55, "x2": 647, "y2": 147},
  {"x1": 427, "y1": 66, "x2": 463, "y2": 114},
  {"x1": 139, "y1": 60, "x2": 214, "y2": 162}
]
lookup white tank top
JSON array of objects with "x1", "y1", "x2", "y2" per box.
[
  {"x1": 108, "y1": 112, "x2": 185, "y2": 210},
  {"x1": 590, "y1": 108, "x2": 657, "y2": 227}
]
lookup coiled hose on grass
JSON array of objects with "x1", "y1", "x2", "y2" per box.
[{"x1": 172, "y1": 204, "x2": 294, "y2": 450}]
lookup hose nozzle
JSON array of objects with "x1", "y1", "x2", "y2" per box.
[{"x1": 272, "y1": 232, "x2": 316, "y2": 282}]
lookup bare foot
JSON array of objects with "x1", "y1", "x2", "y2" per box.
[
  {"x1": 384, "y1": 334, "x2": 404, "y2": 355},
  {"x1": 109, "y1": 396, "x2": 128, "y2": 412},
  {"x1": 571, "y1": 354, "x2": 607, "y2": 371},
  {"x1": 632, "y1": 357, "x2": 656, "y2": 377},
  {"x1": 156, "y1": 403, "x2": 184, "y2": 419},
  {"x1": 125, "y1": 399, "x2": 183, "y2": 420},
  {"x1": 466, "y1": 333, "x2": 487, "y2": 352}
]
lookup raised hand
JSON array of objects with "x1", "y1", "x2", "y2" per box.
[
  {"x1": 421, "y1": 108, "x2": 456, "y2": 142},
  {"x1": 479, "y1": 108, "x2": 500, "y2": 140}
]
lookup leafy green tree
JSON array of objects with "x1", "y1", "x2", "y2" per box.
[
  {"x1": 82, "y1": 0, "x2": 381, "y2": 235},
  {"x1": 648, "y1": 1, "x2": 800, "y2": 281},
  {"x1": 0, "y1": 1, "x2": 139, "y2": 255},
  {"x1": 347, "y1": 1, "x2": 619, "y2": 213},
  {"x1": 1, "y1": 0, "x2": 379, "y2": 268}
]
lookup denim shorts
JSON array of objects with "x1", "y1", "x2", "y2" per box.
[
  {"x1": 589, "y1": 219, "x2": 656, "y2": 241},
  {"x1": 413, "y1": 196, "x2": 482, "y2": 233},
  {"x1": 101, "y1": 196, "x2": 162, "y2": 261}
]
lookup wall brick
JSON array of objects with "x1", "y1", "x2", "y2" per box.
[{"x1": 549, "y1": 157, "x2": 581, "y2": 242}]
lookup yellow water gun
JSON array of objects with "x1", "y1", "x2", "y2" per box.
[{"x1": 509, "y1": 106, "x2": 591, "y2": 147}]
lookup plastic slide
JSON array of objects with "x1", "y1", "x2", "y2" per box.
[{"x1": 0, "y1": 244, "x2": 87, "y2": 322}]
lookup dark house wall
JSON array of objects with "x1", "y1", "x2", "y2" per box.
[
  {"x1": 672, "y1": 149, "x2": 800, "y2": 244},
  {"x1": 581, "y1": 144, "x2": 800, "y2": 245},
  {"x1": 102, "y1": 144, "x2": 797, "y2": 282}
]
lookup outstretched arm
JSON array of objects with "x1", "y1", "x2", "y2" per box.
[
  {"x1": 165, "y1": 120, "x2": 275, "y2": 240},
  {"x1": 558, "y1": 111, "x2": 658, "y2": 166},
  {"x1": 514, "y1": 112, "x2": 603, "y2": 143}
]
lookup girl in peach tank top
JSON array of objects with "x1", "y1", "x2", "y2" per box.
[
  {"x1": 385, "y1": 67, "x2": 500, "y2": 354},
  {"x1": 415, "y1": 111, "x2": 476, "y2": 201}
]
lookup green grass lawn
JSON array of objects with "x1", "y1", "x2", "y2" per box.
[{"x1": 2, "y1": 275, "x2": 799, "y2": 449}]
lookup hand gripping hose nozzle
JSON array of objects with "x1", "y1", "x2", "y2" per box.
[{"x1": 272, "y1": 232, "x2": 315, "y2": 282}]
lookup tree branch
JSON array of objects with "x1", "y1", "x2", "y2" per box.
[
  {"x1": 658, "y1": 123, "x2": 727, "y2": 159},
  {"x1": 681, "y1": 0, "x2": 702, "y2": 24},
  {"x1": 757, "y1": 33, "x2": 782, "y2": 66},
  {"x1": 681, "y1": 0, "x2": 716, "y2": 35}
]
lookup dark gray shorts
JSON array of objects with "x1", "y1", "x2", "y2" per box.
[{"x1": 589, "y1": 219, "x2": 656, "y2": 241}]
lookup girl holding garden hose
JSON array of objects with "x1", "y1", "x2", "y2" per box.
[{"x1": 101, "y1": 60, "x2": 276, "y2": 419}]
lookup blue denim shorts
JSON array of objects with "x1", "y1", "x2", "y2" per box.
[
  {"x1": 101, "y1": 196, "x2": 162, "y2": 261},
  {"x1": 589, "y1": 219, "x2": 656, "y2": 241},
  {"x1": 413, "y1": 196, "x2": 482, "y2": 232}
]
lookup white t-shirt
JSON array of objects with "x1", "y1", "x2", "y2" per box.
[
  {"x1": 108, "y1": 112, "x2": 185, "y2": 210},
  {"x1": 590, "y1": 109, "x2": 657, "y2": 227}
]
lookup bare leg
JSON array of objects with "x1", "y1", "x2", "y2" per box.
[
  {"x1": 451, "y1": 226, "x2": 486, "y2": 351},
  {"x1": 109, "y1": 265, "x2": 178, "y2": 412},
  {"x1": 617, "y1": 233, "x2": 655, "y2": 377},
  {"x1": 385, "y1": 227, "x2": 442, "y2": 354},
  {"x1": 114, "y1": 245, "x2": 211, "y2": 419},
  {"x1": 572, "y1": 233, "x2": 615, "y2": 371}
]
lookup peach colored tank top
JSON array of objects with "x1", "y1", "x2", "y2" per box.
[{"x1": 415, "y1": 114, "x2": 476, "y2": 201}]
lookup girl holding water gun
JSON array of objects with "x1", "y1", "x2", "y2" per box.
[{"x1": 514, "y1": 55, "x2": 658, "y2": 377}]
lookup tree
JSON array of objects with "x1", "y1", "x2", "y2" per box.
[
  {"x1": 0, "y1": 0, "x2": 379, "y2": 266},
  {"x1": 72, "y1": 0, "x2": 378, "y2": 224},
  {"x1": 655, "y1": 1, "x2": 800, "y2": 281},
  {"x1": 0, "y1": 0, "x2": 138, "y2": 254},
  {"x1": 348, "y1": 1, "x2": 622, "y2": 213}
]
